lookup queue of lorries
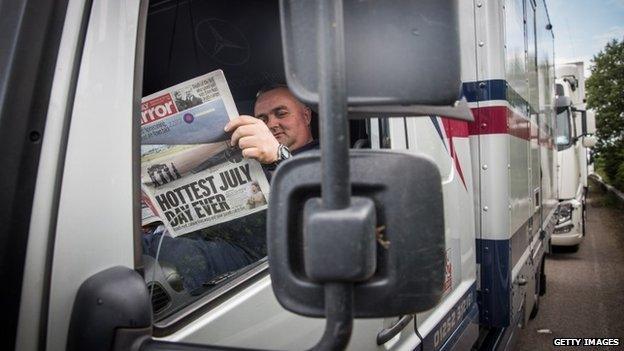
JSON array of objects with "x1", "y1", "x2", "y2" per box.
[{"x1": 3, "y1": 0, "x2": 597, "y2": 350}]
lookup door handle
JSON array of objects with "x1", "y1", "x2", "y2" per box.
[{"x1": 376, "y1": 315, "x2": 413, "y2": 345}]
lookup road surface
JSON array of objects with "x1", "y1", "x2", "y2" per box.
[{"x1": 515, "y1": 180, "x2": 624, "y2": 350}]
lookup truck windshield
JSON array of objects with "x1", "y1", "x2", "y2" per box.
[{"x1": 556, "y1": 109, "x2": 572, "y2": 150}]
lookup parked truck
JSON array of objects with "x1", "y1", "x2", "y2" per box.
[
  {"x1": 553, "y1": 62, "x2": 597, "y2": 249},
  {"x1": 3, "y1": 0, "x2": 562, "y2": 350}
]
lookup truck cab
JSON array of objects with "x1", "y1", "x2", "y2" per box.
[
  {"x1": 3, "y1": 1, "x2": 558, "y2": 350},
  {"x1": 553, "y1": 62, "x2": 597, "y2": 248}
]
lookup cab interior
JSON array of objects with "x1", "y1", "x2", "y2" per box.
[{"x1": 141, "y1": 0, "x2": 376, "y2": 322}]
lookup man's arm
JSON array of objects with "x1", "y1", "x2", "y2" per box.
[{"x1": 225, "y1": 116, "x2": 280, "y2": 164}]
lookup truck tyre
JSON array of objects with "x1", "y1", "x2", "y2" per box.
[
  {"x1": 538, "y1": 257, "x2": 546, "y2": 296},
  {"x1": 530, "y1": 258, "x2": 546, "y2": 319},
  {"x1": 581, "y1": 186, "x2": 588, "y2": 237},
  {"x1": 582, "y1": 199, "x2": 587, "y2": 237}
]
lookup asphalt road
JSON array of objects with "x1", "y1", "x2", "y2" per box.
[{"x1": 514, "y1": 181, "x2": 624, "y2": 350}]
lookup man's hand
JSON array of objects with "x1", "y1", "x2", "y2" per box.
[{"x1": 225, "y1": 116, "x2": 280, "y2": 164}]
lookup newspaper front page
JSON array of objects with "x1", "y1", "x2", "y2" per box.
[{"x1": 140, "y1": 70, "x2": 270, "y2": 237}]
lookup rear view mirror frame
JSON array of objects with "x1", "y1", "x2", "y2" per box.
[
  {"x1": 268, "y1": 150, "x2": 446, "y2": 318},
  {"x1": 280, "y1": 0, "x2": 472, "y2": 121}
]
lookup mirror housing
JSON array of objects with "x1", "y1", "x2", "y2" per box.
[
  {"x1": 580, "y1": 110, "x2": 587, "y2": 135},
  {"x1": 572, "y1": 108, "x2": 597, "y2": 138},
  {"x1": 582, "y1": 135, "x2": 597, "y2": 148},
  {"x1": 268, "y1": 150, "x2": 446, "y2": 318},
  {"x1": 280, "y1": 0, "x2": 472, "y2": 121}
]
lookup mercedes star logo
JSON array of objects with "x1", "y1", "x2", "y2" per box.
[{"x1": 196, "y1": 18, "x2": 250, "y2": 66}]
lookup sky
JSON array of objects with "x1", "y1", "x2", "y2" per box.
[{"x1": 547, "y1": 0, "x2": 624, "y2": 77}]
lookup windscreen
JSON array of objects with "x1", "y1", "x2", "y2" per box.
[{"x1": 556, "y1": 109, "x2": 572, "y2": 150}]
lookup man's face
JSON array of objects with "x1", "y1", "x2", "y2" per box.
[{"x1": 254, "y1": 87, "x2": 313, "y2": 150}]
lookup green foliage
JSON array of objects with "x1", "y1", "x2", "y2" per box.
[
  {"x1": 586, "y1": 38, "x2": 624, "y2": 190},
  {"x1": 615, "y1": 155, "x2": 624, "y2": 191}
]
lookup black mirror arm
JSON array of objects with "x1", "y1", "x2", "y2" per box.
[
  {"x1": 309, "y1": 1, "x2": 355, "y2": 350},
  {"x1": 311, "y1": 284, "x2": 354, "y2": 351}
]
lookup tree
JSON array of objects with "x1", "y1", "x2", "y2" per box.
[{"x1": 586, "y1": 38, "x2": 624, "y2": 190}]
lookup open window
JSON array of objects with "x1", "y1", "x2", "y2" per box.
[
  {"x1": 139, "y1": 0, "x2": 376, "y2": 325},
  {"x1": 140, "y1": 0, "x2": 288, "y2": 323}
]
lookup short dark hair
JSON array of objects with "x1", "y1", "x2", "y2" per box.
[{"x1": 255, "y1": 82, "x2": 289, "y2": 99}]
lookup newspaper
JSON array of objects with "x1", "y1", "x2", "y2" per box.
[
  {"x1": 141, "y1": 190, "x2": 161, "y2": 227},
  {"x1": 140, "y1": 70, "x2": 270, "y2": 237}
]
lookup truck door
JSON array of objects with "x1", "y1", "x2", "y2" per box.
[{"x1": 0, "y1": 0, "x2": 72, "y2": 349}]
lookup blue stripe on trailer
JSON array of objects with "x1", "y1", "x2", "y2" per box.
[
  {"x1": 419, "y1": 284, "x2": 478, "y2": 351},
  {"x1": 462, "y1": 79, "x2": 532, "y2": 114},
  {"x1": 476, "y1": 239, "x2": 511, "y2": 328},
  {"x1": 462, "y1": 80, "x2": 507, "y2": 103},
  {"x1": 440, "y1": 303, "x2": 479, "y2": 351}
]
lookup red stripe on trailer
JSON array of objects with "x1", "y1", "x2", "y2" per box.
[
  {"x1": 440, "y1": 118, "x2": 469, "y2": 189},
  {"x1": 440, "y1": 117, "x2": 470, "y2": 138},
  {"x1": 467, "y1": 106, "x2": 555, "y2": 149},
  {"x1": 468, "y1": 106, "x2": 510, "y2": 136}
]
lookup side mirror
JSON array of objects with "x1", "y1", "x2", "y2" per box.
[
  {"x1": 585, "y1": 110, "x2": 596, "y2": 135},
  {"x1": 556, "y1": 95, "x2": 571, "y2": 114},
  {"x1": 582, "y1": 135, "x2": 597, "y2": 148},
  {"x1": 274, "y1": 1, "x2": 452, "y2": 347},
  {"x1": 580, "y1": 110, "x2": 587, "y2": 135},
  {"x1": 573, "y1": 108, "x2": 597, "y2": 138}
]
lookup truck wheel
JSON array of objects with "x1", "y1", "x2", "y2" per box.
[
  {"x1": 581, "y1": 200, "x2": 587, "y2": 237},
  {"x1": 538, "y1": 257, "x2": 546, "y2": 296},
  {"x1": 530, "y1": 258, "x2": 546, "y2": 319},
  {"x1": 581, "y1": 186, "x2": 588, "y2": 237}
]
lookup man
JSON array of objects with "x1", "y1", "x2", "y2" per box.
[
  {"x1": 224, "y1": 85, "x2": 318, "y2": 166},
  {"x1": 143, "y1": 85, "x2": 317, "y2": 294}
]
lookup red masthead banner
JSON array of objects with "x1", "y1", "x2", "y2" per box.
[{"x1": 141, "y1": 93, "x2": 178, "y2": 125}]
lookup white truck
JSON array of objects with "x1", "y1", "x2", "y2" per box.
[
  {"x1": 3, "y1": 0, "x2": 561, "y2": 350},
  {"x1": 553, "y1": 62, "x2": 597, "y2": 249}
]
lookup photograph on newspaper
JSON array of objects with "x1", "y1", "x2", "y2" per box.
[{"x1": 140, "y1": 70, "x2": 270, "y2": 237}]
